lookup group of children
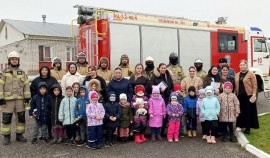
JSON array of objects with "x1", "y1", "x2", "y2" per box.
[{"x1": 29, "y1": 78, "x2": 240, "y2": 149}]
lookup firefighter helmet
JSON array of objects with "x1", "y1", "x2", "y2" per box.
[
  {"x1": 121, "y1": 54, "x2": 129, "y2": 59},
  {"x1": 194, "y1": 58, "x2": 203, "y2": 64},
  {"x1": 8, "y1": 51, "x2": 20, "y2": 59},
  {"x1": 52, "y1": 57, "x2": 61, "y2": 63},
  {"x1": 145, "y1": 56, "x2": 154, "y2": 62},
  {"x1": 77, "y1": 52, "x2": 86, "y2": 58},
  {"x1": 169, "y1": 52, "x2": 178, "y2": 59}
]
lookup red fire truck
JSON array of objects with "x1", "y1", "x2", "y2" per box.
[{"x1": 73, "y1": 5, "x2": 270, "y2": 94}]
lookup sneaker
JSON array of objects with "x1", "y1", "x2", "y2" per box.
[
  {"x1": 168, "y1": 139, "x2": 173, "y2": 142},
  {"x1": 31, "y1": 138, "x2": 38, "y2": 144},
  {"x1": 202, "y1": 135, "x2": 207, "y2": 139},
  {"x1": 236, "y1": 127, "x2": 241, "y2": 131},
  {"x1": 174, "y1": 139, "x2": 179, "y2": 142},
  {"x1": 104, "y1": 142, "x2": 110, "y2": 148},
  {"x1": 110, "y1": 142, "x2": 115, "y2": 147},
  {"x1": 69, "y1": 140, "x2": 76, "y2": 145},
  {"x1": 65, "y1": 139, "x2": 71, "y2": 145},
  {"x1": 87, "y1": 145, "x2": 97, "y2": 150},
  {"x1": 57, "y1": 137, "x2": 63, "y2": 144},
  {"x1": 96, "y1": 145, "x2": 102, "y2": 149},
  {"x1": 77, "y1": 140, "x2": 86, "y2": 147}
]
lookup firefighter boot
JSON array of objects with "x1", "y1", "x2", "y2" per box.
[
  {"x1": 16, "y1": 134, "x2": 27, "y2": 142},
  {"x1": 3, "y1": 135, "x2": 11, "y2": 145}
]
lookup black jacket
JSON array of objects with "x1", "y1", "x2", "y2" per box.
[
  {"x1": 29, "y1": 82, "x2": 52, "y2": 125},
  {"x1": 50, "y1": 84, "x2": 64, "y2": 126},
  {"x1": 104, "y1": 93, "x2": 121, "y2": 128},
  {"x1": 30, "y1": 66, "x2": 58, "y2": 97},
  {"x1": 129, "y1": 75, "x2": 150, "y2": 95},
  {"x1": 150, "y1": 68, "x2": 173, "y2": 104}
]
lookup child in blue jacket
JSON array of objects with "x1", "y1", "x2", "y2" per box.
[
  {"x1": 184, "y1": 86, "x2": 198, "y2": 138},
  {"x1": 74, "y1": 85, "x2": 89, "y2": 146}
]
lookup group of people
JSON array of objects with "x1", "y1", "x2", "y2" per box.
[{"x1": 0, "y1": 51, "x2": 259, "y2": 150}]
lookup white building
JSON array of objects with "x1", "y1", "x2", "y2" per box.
[{"x1": 0, "y1": 19, "x2": 78, "y2": 75}]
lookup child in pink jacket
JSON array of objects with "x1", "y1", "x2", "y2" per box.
[{"x1": 148, "y1": 86, "x2": 166, "y2": 141}]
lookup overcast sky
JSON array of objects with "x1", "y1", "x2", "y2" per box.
[{"x1": 1, "y1": 0, "x2": 269, "y2": 36}]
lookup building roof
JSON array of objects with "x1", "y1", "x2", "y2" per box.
[{"x1": 0, "y1": 19, "x2": 78, "y2": 38}]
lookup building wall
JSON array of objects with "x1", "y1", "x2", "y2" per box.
[
  {"x1": 0, "y1": 38, "x2": 76, "y2": 75},
  {"x1": 0, "y1": 23, "x2": 25, "y2": 47}
]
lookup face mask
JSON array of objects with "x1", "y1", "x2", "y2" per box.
[{"x1": 170, "y1": 58, "x2": 178, "y2": 65}]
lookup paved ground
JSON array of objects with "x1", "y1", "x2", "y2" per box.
[{"x1": 0, "y1": 92, "x2": 269, "y2": 158}]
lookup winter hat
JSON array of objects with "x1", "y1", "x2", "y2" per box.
[
  {"x1": 205, "y1": 86, "x2": 214, "y2": 94},
  {"x1": 91, "y1": 92, "x2": 98, "y2": 99},
  {"x1": 174, "y1": 83, "x2": 181, "y2": 91},
  {"x1": 135, "y1": 85, "x2": 145, "y2": 94},
  {"x1": 188, "y1": 86, "x2": 196, "y2": 93},
  {"x1": 171, "y1": 95, "x2": 177, "y2": 100},
  {"x1": 152, "y1": 86, "x2": 160, "y2": 94},
  {"x1": 198, "y1": 89, "x2": 205, "y2": 95},
  {"x1": 100, "y1": 58, "x2": 108, "y2": 64},
  {"x1": 136, "y1": 98, "x2": 144, "y2": 105},
  {"x1": 119, "y1": 93, "x2": 127, "y2": 100},
  {"x1": 109, "y1": 93, "x2": 116, "y2": 101},
  {"x1": 224, "y1": 82, "x2": 233, "y2": 89}
]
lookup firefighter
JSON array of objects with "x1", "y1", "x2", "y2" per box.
[
  {"x1": 76, "y1": 52, "x2": 88, "y2": 76},
  {"x1": 50, "y1": 57, "x2": 66, "y2": 81},
  {"x1": 97, "y1": 57, "x2": 112, "y2": 86},
  {"x1": 167, "y1": 52, "x2": 186, "y2": 84},
  {"x1": 119, "y1": 54, "x2": 134, "y2": 78},
  {"x1": 194, "y1": 58, "x2": 207, "y2": 79},
  {"x1": 218, "y1": 58, "x2": 235, "y2": 77},
  {"x1": 0, "y1": 51, "x2": 31, "y2": 145},
  {"x1": 145, "y1": 56, "x2": 155, "y2": 80}
]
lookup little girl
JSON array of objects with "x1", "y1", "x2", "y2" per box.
[
  {"x1": 148, "y1": 86, "x2": 166, "y2": 141},
  {"x1": 200, "y1": 86, "x2": 220, "y2": 144},
  {"x1": 119, "y1": 93, "x2": 133, "y2": 143},
  {"x1": 88, "y1": 79, "x2": 104, "y2": 103},
  {"x1": 86, "y1": 91, "x2": 105, "y2": 149},
  {"x1": 218, "y1": 82, "x2": 240, "y2": 142},
  {"x1": 196, "y1": 89, "x2": 206, "y2": 139},
  {"x1": 166, "y1": 94, "x2": 183, "y2": 142}
]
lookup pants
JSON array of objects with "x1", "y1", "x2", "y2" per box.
[
  {"x1": 119, "y1": 127, "x2": 129, "y2": 137},
  {"x1": 201, "y1": 121, "x2": 207, "y2": 135},
  {"x1": 186, "y1": 117, "x2": 197, "y2": 130},
  {"x1": 88, "y1": 125, "x2": 103, "y2": 147},
  {"x1": 151, "y1": 127, "x2": 161, "y2": 135},
  {"x1": 133, "y1": 116, "x2": 147, "y2": 134},
  {"x1": 79, "y1": 120, "x2": 87, "y2": 141},
  {"x1": 33, "y1": 120, "x2": 48, "y2": 139},
  {"x1": 167, "y1": 121, "x2": 180, "y2": 140},
  {"x1": 64, "y1": 124, "x2": 76, "y2": 140},
  {"x1": 220, "y1": 122, "x2": 234, "y2": 137},
  {"x1": 205, "y1": 120, "x2": 218, "y2": 136},
  {"x1": 53, "y1": 125, "x2": 64, "y2": 138},
  {"x1": 1, "y1": 100, "x2": 25, "y2": 135},
  {"x1": 106, "y1": 127, "x2": 116, "y2": 143}
]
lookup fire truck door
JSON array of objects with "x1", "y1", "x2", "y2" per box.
[{"x1": 252, "y1": 38, "x2": 269, "y2": 75}]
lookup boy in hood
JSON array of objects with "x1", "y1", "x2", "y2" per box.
[
  {"x1": 29, "y1": 82, "x2": 52, "y2": 144},
  {"x1": 74, "y1": 85, "x2": 89, "y2": 146}
]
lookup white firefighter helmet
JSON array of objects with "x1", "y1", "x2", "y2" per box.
[
  {"x1": 145, "y1": 56, "x2": 154, "y2": 62},
  {"x1": 52, "y1": 57, "x2": 61, "y2": 63},
  {"x1": 194, "y1": 58, "x2": 203, "y2": 64},
  {"x1": 8, "y1": 51, "x2": 20, "y2": 59},
  {"x1": 77, "y1": 52, "x2": 86, "y2": 58}
]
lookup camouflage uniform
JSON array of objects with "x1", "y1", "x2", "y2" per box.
[{"x1": 167, "y1": 65, "x2": 186, "y2": 84}]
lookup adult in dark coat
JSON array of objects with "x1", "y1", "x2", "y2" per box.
[
  {"x1": 30, "y1": 65, "x2": 58, "y2": 138},
  {"x1": 30, "y1": 65, "x2": 58, "y2": 97},
  {"x1": 83, "y1": 66, "x2": 107, "y2": 101},
  {"x1": 107, "y1": 67, "x2": 133, "y2": 103},
  {"x1": 129, "y1": 63, "x2": 149, "y2": 95},
  {"x1": 150, "y1": 63, "x2": 173, "y2": 104}
]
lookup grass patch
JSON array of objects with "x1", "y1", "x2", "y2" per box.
[{"x1": 244, "y1": 113, "x2": 270, "y2": 154}]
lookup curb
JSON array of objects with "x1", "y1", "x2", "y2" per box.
[{"x1": 236, "y1": 112, "x2": 270, "y2": 158}]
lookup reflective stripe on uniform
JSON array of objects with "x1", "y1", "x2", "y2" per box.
[
  {"x1": 0, "y1": 92, "x2": 3, "y2": 96},
  {"x1": 4, "y1": 73, "x2": 12, "y2": 77},
  {"x1": 4, "y1": 96, "x2": 14, "y2": 100},
  {"x1": 16, "y1": 75, "x2": 24, "y2": 78},
  {"x1": 0, "y1": 79, "x2": 5, "y2": 84},
  {"x1": 16, "y1": 124, "x2": 25, "y2": 133},
  {"x1": 1, "y1": 125, "x2": 11, "y2": 135},
  {"x1": 24, "y1": 91, "x2": 31, "y2": 96},
  {"x1": 24, "y1": 80, "x2": 29, "y2": 84},
  {"x1": 17, "y1": 96, "x2": 24, "y2": 99}
]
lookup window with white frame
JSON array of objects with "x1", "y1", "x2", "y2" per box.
[
  {"x1": 66, "y1": 47, "x2": 77, "y2": 61},
  {"x1": 39, "y1": 46, "x2": 51, "y2": 61}
]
